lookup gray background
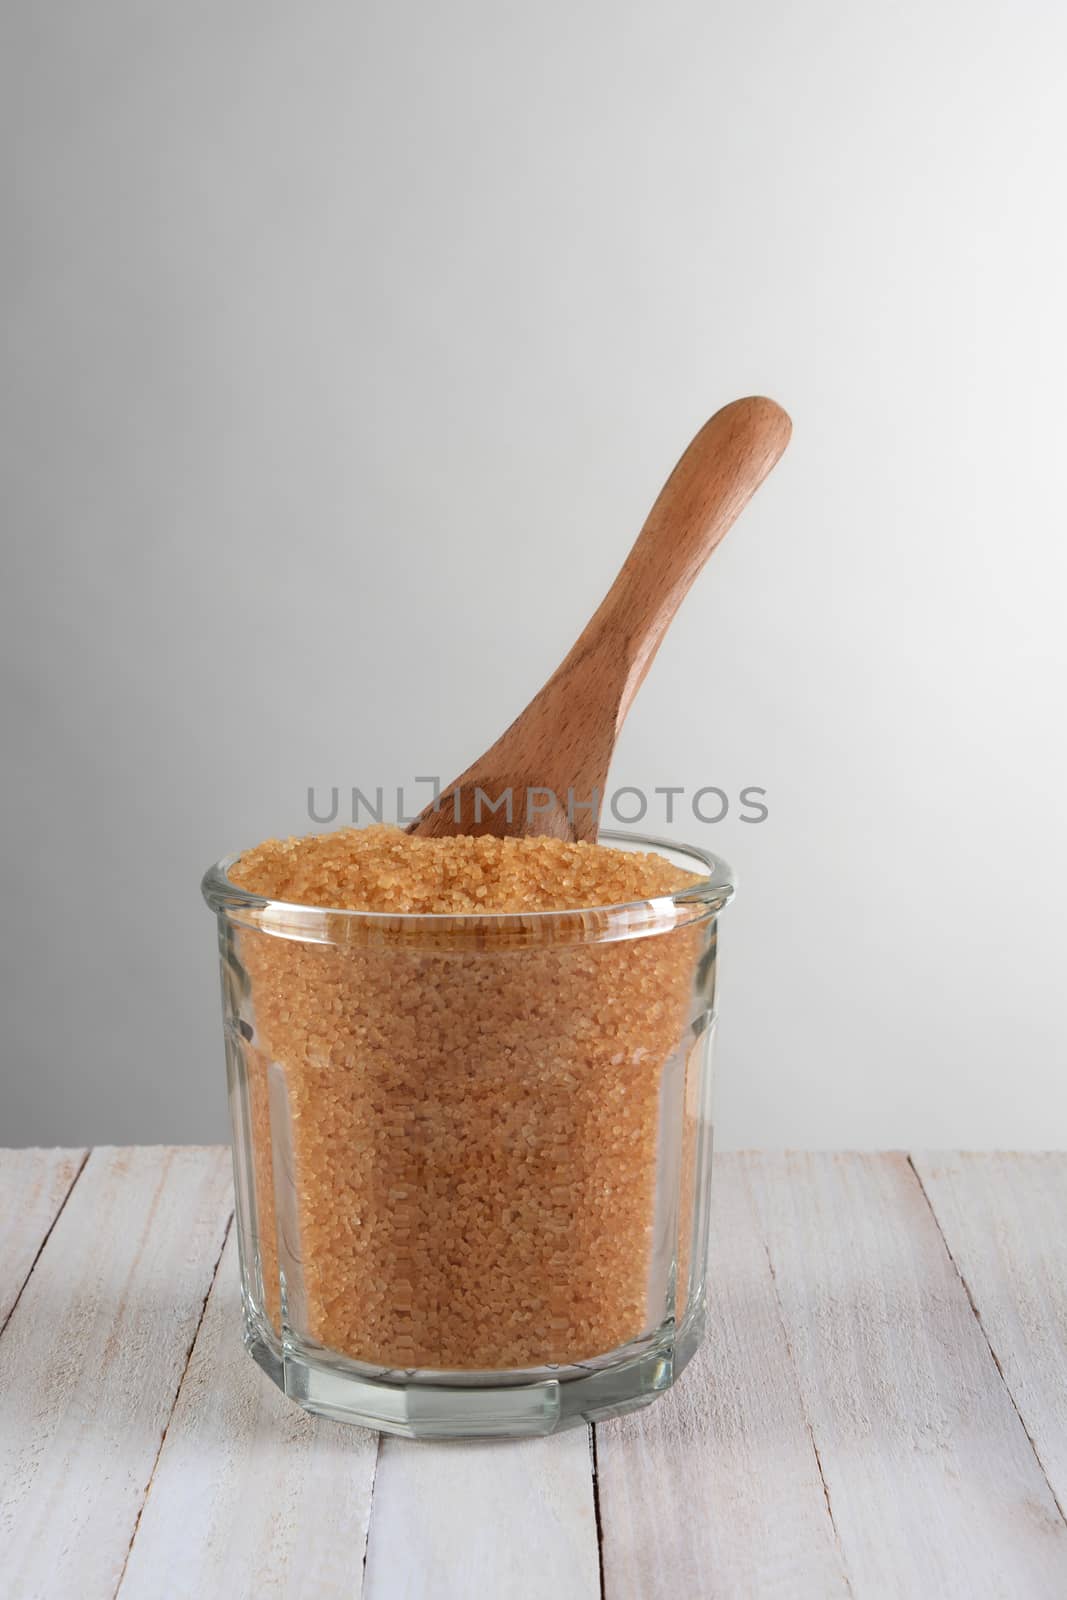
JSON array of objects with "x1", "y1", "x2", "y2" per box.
[{"x1": 3, "y1": 0, "x2": 1065, "y2": 1148}]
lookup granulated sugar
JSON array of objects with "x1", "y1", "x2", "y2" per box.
[
  {"x1": 229, "y1": 824, "x2": 695, "y2": 914},
  {"x1": 230, "y1": 826, "x2": 707, "y2": 1371}
]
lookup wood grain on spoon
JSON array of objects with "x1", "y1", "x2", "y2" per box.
[{"x1": 410, "y1": 396, "x2": 791, "y2": 842}]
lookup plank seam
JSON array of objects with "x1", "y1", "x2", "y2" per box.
[
  {"x1": 358, "y1": 1432, "x2": 384, "y2": 1597},
  {"x1": 589, "y1": 1424, "x2": 606, "y2": 1600},
  {"x1": 113, "y1": 1207, "x2": 236, "y2": 1598},
  {"x1": 906, "y1": 1153, "x2": 1067, "y2": 1530},
  {"x1": 756, "y1": 1225, "x2": 855, "y2": 1597},
  {"x1": 0, "y1": 1147, "x2": 90, "y2": 1345}
]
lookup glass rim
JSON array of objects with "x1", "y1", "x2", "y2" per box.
[{"x1": 201, "y1": 829, "x2": 736, "y2": 947}]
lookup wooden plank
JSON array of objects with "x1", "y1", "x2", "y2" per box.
[
  {"x1": 119, "y1": 1227, "x2": 379, "y2": 1599},
  {"x1": 0, "y1": 1146, "x2": 233, "y2": 1600},
  {"x1": 0, "y1": 1147, "x2": 87, "y2": 1330},
  {"x1": 363, "y1": 1427, "x2": 600, "y2": 1600},
  {"x1": 742, "y1": 1152, "x2": 1067, "y2": 1599},
  {"x1": 912, "y1": 1152, "x2": 1067, "y2": 1516},
  {"x1": 596, "y1": 1154, "x2": 850, "y2": 1599}
]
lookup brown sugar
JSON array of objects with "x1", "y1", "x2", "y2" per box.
[
  {"x1": 228, "y1": 824, "x2": 697, "y2": 915},
  {"x1": 229, "y1": 826, "x2": 708, "y2": 1371}
]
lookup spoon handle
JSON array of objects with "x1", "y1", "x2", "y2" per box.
[
  {"x1": 564, "y1": 397, "x2": 792, "y2": 723},
  {"x1": 408, "y1": 396, "x2": 791, "y2": 841}
]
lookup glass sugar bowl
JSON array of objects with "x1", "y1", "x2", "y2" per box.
[{"x1": 203, "y1": 831, "x2": 734, "y2": 1438}]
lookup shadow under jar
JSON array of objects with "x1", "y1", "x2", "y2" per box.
[{"x1": 202, "y1": 832, "x2": 734, "y2": 1439}]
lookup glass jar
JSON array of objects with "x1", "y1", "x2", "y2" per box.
[{"x1": 202, "y1": 832, "x2": 734, "y2": 1439}]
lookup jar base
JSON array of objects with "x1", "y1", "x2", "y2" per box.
[{"x1": 243, "y1": 1304, "x2": 705, "y2": 1439}]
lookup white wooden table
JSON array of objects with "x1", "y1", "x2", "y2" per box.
[{"x1": 2, "y1": 1149, "x2": 1067, "y2": 1598}]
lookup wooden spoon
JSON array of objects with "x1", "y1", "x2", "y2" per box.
[{"x1": 409, "y1": 396, "x2": 791, "y2": 842}]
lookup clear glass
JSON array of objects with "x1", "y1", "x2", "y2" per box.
[{"x1": 202, "y1": 831, "x2": 735, "y2": 1438}]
